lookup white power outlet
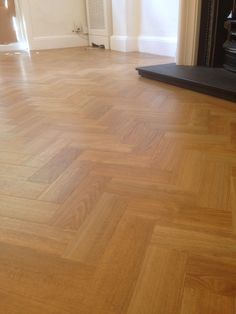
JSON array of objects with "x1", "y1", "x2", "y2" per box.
[{"x1": 72, "y1": 24, "x2": 88, "y2": 35}]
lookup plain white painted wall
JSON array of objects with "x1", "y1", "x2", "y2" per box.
[
  {"x1": 139, "y1": 0, "x2": 179, "y2": 56},
  {"x1": 20, "y1": 0, "x2": 88, "y2": 50},
  {"x1": 111, "y1": 0, "x2": 179, "y2": 56},
  {"x1": 29, "y1": 0, "x2": 86, "y2": 37},
  {"x1": 140, "y1": 0, "x2": 179, "y2": 38}
]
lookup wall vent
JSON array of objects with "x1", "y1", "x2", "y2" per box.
[
  {"x1": 86, "y1": 0, "x2": 112, "y2": 49},
  {"x1": 87, "y1": 0, "x2": 105, "y2": 30}
]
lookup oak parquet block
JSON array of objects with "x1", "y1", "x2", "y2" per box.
[
  {"x1": 51, "y1": 175, "x2": 110, "y2": 230},
  {"x1": 0, "y1": 177, "x2": 48, "y2": 199},
  {"x1": 0, "y1": 216, "x2": 75, "y2": 255},
  {"x1": 92, "y1": 162, "x2": 171, "y2": 184},
  {"x1": 180, "y1": 287, "x2": 235, "y2": 314},
  {"x1": 198, "y1": 160, "x2": 231, "y2": 210},
  {"x1": 29, "y1": 146, "x2": 81, "y2": 184},
  {"x1": 0, "y1": 163, "x2": 37, "y2": 178},
  {"x1": 127, "y1": 246, "x2": 187, "y2": 314},
  {"x1": 78, "y1": 150, "x2": 151, "y2": 167},
  {"x1": 0, "y1": 242, "x2": 93, "y2": 313},
  {"x1": 230, "y1": 177, "x2": 236, "y2": 233},
  {"x1": 0, "y1": 194, "x2": 58, "y2": 223},
  {"x1": 0, "y1": 291, "x2": 70, "y2": 314},
  {"x1": 84, "y1": 214, "x2": 155, "y2": 314},
  {"x1": 38, "y1": 160, "x2": 92, "y2": 203},
  {"x1": 185, "y1": 254, "x2": 236, "y2": 296},
  {"x1": 152, "y1": 225, "x2": 236, "y2": 259},
  {"x1": 26, "y1": 137, "x2": 70, "y2": 168},
  {"x1": 64, "y1": 193, "x2": 127, "y2": 265}
]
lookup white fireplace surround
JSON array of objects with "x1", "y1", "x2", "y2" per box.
[{"x1": 176, "y1": 0, "x2": 202, "y2": 65}]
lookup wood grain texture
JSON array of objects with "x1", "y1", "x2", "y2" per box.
[
  {"x1": 127, "y1": 246, "x2": 187, "y2": 314},
  {"x1": 0, "y1": 48, "x2": 236, "y2": 313},
  {"x1": 180, "y1": 288, "x2": 235, "y2": 314}
]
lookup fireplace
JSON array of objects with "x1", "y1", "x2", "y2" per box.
[
  {"x1": 198, "y1": 0, "x2": 234, "y2": 67},
  {"x1": 198, "y1": 0, "x2": 236, "y2": 72},
  {"x1": 223, "y1": 1, "x2": 236, "y2": 72},
  {"x1": 137, "y1": 0, "x2": 236, "y2": 102}
]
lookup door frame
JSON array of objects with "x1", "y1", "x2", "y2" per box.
[{"x1": 0, "y1": 0, "x2": 29, "y2": 51}]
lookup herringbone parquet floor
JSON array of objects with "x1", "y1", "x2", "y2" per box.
[{"x1": 0, "y1": 47, "x2": 236, "y2": 314}]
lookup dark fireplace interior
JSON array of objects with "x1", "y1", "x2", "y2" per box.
[
  {"x1": 137, "y1": 0, "x2": 236, "y2": 102},
  {"x1": 198, "y1": 0, "x2": 236, "y2": 71},
  {"x1": 198, "y1": 0, "x2": 234, "y2": 67}
]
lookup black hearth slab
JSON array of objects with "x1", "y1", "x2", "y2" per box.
[{"x1": 137, "y1": 63, "x2": 236, "y2": 102}]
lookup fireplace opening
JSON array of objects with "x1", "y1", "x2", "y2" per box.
[
  {"x1": 197, "y1": 0, "x2": 234, "y2": 67},
  {"x1": 223, "y1": 0, "x2": 236, "y2": 72}
]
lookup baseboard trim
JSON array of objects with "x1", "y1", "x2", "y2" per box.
[
  {"x1": 29, "y1": 35, "x2": 88, "y2": 50},
  {"x1": 110, "y1": 36, "x2": 138, "y2": 52},
  {"x1": 111, "y1": 35, "x2": 177, "y2": 57},
  {"x1": 138, "y1": 36, "x2": 177, "y2": 57}
]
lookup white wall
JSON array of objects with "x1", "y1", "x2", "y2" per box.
[
  {"x1": 20, "y1": 0, "x2": 88, "y2": 50},
  {"x1": 139, "y1": 0, "x2": 179, "y2": 56},
  {"x1": 140, "y1": 0, "x2": 179, "y2": 38},
  {"x1": 111, "y1": 0, "x2": 179, "y2": 57},
  {"x1": 18, "y1": 0, "x2": 178, "y2": 56},
  {"x1": 110, "y1": 0, "x2": 139, "y2": 52}
]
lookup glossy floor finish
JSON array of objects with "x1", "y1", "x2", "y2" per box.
[{"x1": 0, "y1": 48, "x2": 236, "y2": 314}]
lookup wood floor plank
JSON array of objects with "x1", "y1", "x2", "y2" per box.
[
  {"x1": 185, "y1": 254, "x2": 236, "y2": 296},
  {"x1": 39, "y1": 160, "x2": 92, "y2": 203},
  {"x1": 78, "y1": 150, "x2": 151, "y2": 167},
  {"x1": 51, "y1": 175, "x2": 110, "y2": 230},
  {"x1": 84, "y1": 214, "x2": 155, "y2": 314},
  {"x1": 0, "y1": 290, "x2": 70, "y2": 314},
  {"x1": 151, "y1": 225, "x2": 236, "y2": 259},
  {"x1": 230, "y1": 177, "x2": 236, "y2": 234},
  {"x1": 92, "y1": 162, "x2": 171, "y2": 184},
  {"x1": 198, "y1": 160, "x2": 231, "y2": 210},
  {"x1": 180, "y1": 288, "x2": 234, "y2": 314},
  {"x1": 29, "y1": 146, "x2": 81, "y2": 184},
  {"x1": 174, "y1": 149, "x2": 206, "y2": 192},
  {"x1": 0, "y1": 151, "x2": 31, "y2": 165},
  {"x1": 64, "y1": 193, "x2": 127, "y2": 265},
  {"x1": 107, "y1": 178, "x2": 197, "y2": 206},
  {"x1": 0, "y1": 216, "x2": 75, "y2": 255},
  {"x1": 0, "y1": 242, "x2": 93, "y2": 313},
  {"x1": 0, "y1": 177, "x2": 48, "y2": 199},
  {"x1": 0, "y1": 194, "x2": 58, "y2": 223},
  {"x1": 26, "y1": 137, "x2": 69, "y2": 168},
  {"x1": 0, "y1": 163, "x2": 37, "y2": 178},
  {"x1": 127, "y1": 246, "x2": 187, "y2": 314}
]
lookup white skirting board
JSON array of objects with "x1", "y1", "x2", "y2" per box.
[
  {"x1": 138, "y1": 36, "x2": 177, "y2": 57},
  {"x1": 29, "y1": 35, "x2": 88, "y2": 50},
  {"x1": 110, "y1": 36, "x2": 138, "y2": 52},
  {"x1": 110, "y1": 35, "x2": 177, "y2": 57}
]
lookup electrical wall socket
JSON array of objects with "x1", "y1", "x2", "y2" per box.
[{"x1": 72, "y1": 24, "x2": 88, "y2": 35}]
